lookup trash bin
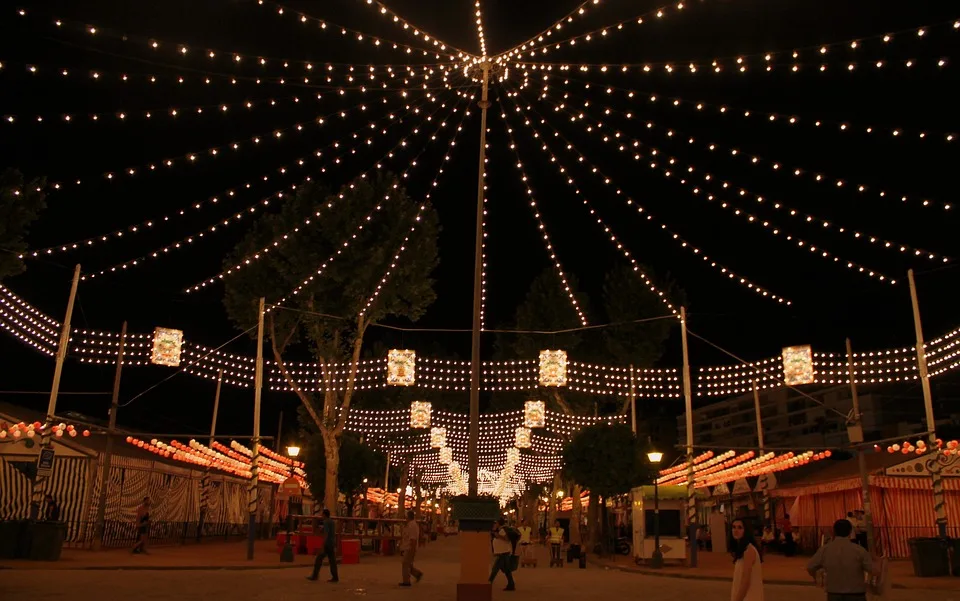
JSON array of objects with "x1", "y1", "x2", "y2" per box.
[
  {"x1": 0, "y1": 521, "x2": 26, "y2": 559},
  {"x1": 908, "y1": 537, "x2": 950, "y2": 577},
  {"x1": 948, "y1": 538, "x2": 960, "y2": 577},
  {"x1": 24, "y1": 521, "x2": 66, "y2": 561},
  {"x1": 340, "y1": 539, "x2": 360, "y2": 564}
]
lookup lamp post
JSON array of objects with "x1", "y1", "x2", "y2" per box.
[
  {"x1": 279, "y1": 444, "x2": 300, "y2": 563},
  {"x1": 647, "y1": 450, "x2": 664, "y2": 568}
]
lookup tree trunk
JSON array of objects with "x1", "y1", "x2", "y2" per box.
[
  {"x1": 570, "y1": 484, "x2": 582, "y2": 547},
  {"x1": 323, "y1": 440, "x2": 340, "y2": 513},
  {"x1": 397, "y1": 462, "x2": 409, "y2": 518},
  {"x1": 413, "y1": 468, "x2": 423, "y2": 519},
  {"x1": 587, "y1": 490, "x2": 600, "y2": 555},
  {"x1": 548, "y1": 472, "x2": 560, "y2": 526}
]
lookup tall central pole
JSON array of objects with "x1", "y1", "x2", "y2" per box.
[
  {"x1": 94, "y1": 321, "x2": 126, "y2": 549},
  {"x1": 680, "y1": 306, "x2": 698, "y2": 567},
  {"x1": 468, "y1": 61, "x2": 491, "y2": 497},
  {"x1": 846, "y1": 338, "x2": 875, "y2": 553}
]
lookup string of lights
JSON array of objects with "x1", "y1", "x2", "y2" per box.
[
  {"x1": 15, "y1": 8, "x2": 460, "y2": 75},
  {"x1": 501, "y1": 91, "x2": 680, "y2": 317},
  {"x1": 358, "y1": 0, "x2": 472, "y2": 59},
  {"x1": 493, "y1": 0, "x2": 602, "y2": 61},
  {"x1": 528, "y1": 89, "x2": 899, "y2": 287},
  {"x1": 531, "y1": 80, "x2": 949, "y2": 262},
  {"x1": 357, "y1": 92, "x2": 475, "y2": 317},
  {"x1": 29, "y1": 94, "x2": 434, "y2": 261},
  {"x1": 270, "y1": 88, "x2": 476, "y2": 311},
  {"x1": 81, "y1": 88, "x2": 462, "y2": 282},
  {"x1": 256, "y1": 0, "x2": 459, "y2": 61},
  {"x1": 498, "y1": 99, "x2": 589, "y2": 326},
  {"x1": 505, "y1": 85, "x2": 792, "y2": 306},
  {"x1": 186, "y1": 85, "x2": 468, "y2": 292},
  {"x1": 512, "y1": 19, "x2": 958, "y2": 73},
  {"x1": 474, "y1": 1, "x2": 488, "y2": 57},
  {"x1": 523, "y1": 71, "x2": 957, "y2": 147}
]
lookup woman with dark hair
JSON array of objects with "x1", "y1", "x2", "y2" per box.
[{"x1": 729, "y1": 519, "x2": 764, "y2": 601}]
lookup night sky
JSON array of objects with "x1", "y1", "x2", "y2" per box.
[{"x1": 1, "y1": 0, "x2": 957, "y2": 441}]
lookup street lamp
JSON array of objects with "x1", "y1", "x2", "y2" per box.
[
  {"x1": 279, "y1": 444, "x2": 300, "y2": 563},
  {"x1": 286, "y1": 445, "x2": 300, "y2": 458},
  {"x1": 647, "y1": 450, "x2": 664, "y2": 568}
]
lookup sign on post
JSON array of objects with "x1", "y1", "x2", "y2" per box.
[
  {"x1": 277, "y1": 476, "x2": 301, "y2": 501},
  {"x1": 36, "y1": 448, "x2": 55, "y2": 478}
]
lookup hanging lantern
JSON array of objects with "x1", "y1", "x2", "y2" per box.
[
  {"x1": 538, "y1": 350, "x2": 568, "y2": 387},
  {"x1": 506, "y1": 447, "x2": 520, "y2": 465},
  {"x1": 515, "y1": 427, "x2": 532, "y2": 449},
  {"x1": 781, "y1": 345, "x2": 815, "y2": 386},
  {"x1": 524, "y1": 400, "x2": 546, "y2": 428},
  {"x1": 151, "y1": 327, "x2": 184, "y2": 367},
  {"x1": 410, "y1": 401, "x2": 431, "y2": 429},
  {"x1": 387, "y1": 349, "x2": 416, "y2": 386},
  {"x1": 439, "y1": 446, "x2": 453, "y2": 465},
  {"x1": 430, "y1": 427, "x2": 446, "y2": 448}
]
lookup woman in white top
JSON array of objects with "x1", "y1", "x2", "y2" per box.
[{"x1": 729, "y1": 519, "x2": 764, "y2": 601}]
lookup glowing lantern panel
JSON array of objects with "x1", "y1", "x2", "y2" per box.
[
  {"x1": 515, "y1": 427, "x2": 532, "y2": 449},
  {"x1": 387, "y1": 349, "x2": 416, "y2": 386},
  {"x1": 151, "y1": 327, "x2": 183, "y2": 367},
  {"x1": 539, "y1": 350, "x2": 568, "y2": 387},
  {"x1": 439, "y1": 446, "x2": 453, "y2": 465},
  {"x1": 430, "y1": 427, "x2": 446, "y2": 448},
  {"x1": 410, "y1": 401, "x2": 431, "y2": 429},
  {"x1": 524, "y1": 400, "x2": 546, "y2": 428},
  {"x1": 782, "y1": 345, "x2": 815, "y2": 386}
]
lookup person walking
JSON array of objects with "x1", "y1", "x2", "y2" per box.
[
  {"x1": 132, "y1": 497, "x2": 151, "y2": 554},
  {"x1": 489, "y1": 517, "x2": 516, "y2": 591},
  {"x1": 807, "y1": 519, "x2": 874, "y2": 601},
  {"x1": 399, "y1": 510, "x2": 423, "y2": 586},
  {"x1": 517, "y1": 519, "x2": 532, "y2": 565},
  {"x1": 548, "y1": 520, "x2": 564, "y2": 564},
  {"x1": 730, "y1": 518, "x2": 764, "y2": 601},
  {"x1": 307, "y1": 508, "x2": 339, "y2": 582}
]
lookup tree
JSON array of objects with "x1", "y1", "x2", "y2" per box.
[
  {"x1": 224, "y1": 173, "x2": 439, "y2": 511},
  {"x1": 303, "y1": 433, "x2": 382, "y2": 516},
  {"x1": 563, "y1": 423, "x2": 643, "y2": 554},
  {"x1": 0, "y1": 169, "x2": 47, "y2": 281}
]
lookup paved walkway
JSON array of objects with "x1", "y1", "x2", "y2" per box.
[{"x1": 2, "y1": 537, "x2": 957, "y2": 601}]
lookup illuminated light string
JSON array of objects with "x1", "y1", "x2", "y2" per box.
[
  {"x1": 257, "y1": 0, "x2": 459, "y2": 61},
  {"x1": 504, "y1": 88, "x2": 792, "y2": 306},
  {"x1": 38, "y1": 76, "x2": 458, "y2": 192},
  {"x1": 190, "y1": 86, "x2": 468, "y2": 293},
  {"x1": 498, "y1": 105, "x2": 589, "y2": 326},
  {"x1": 504, "y1": 0, "x2": 694, "y2": 59},
  {"x1": 31, "y1": 96, "x2": 432, "y2": 261},
  {"x1": 522, "y1": 77, "x2": 953, "y2": 213},
  {"x1": 82, "y1": 95, "x2": 457, "y2": 283},
  {"x1": 529, "y1": 90, "x2": 899, "y2": 287},
  {"x1": 519, "y1": 57, "x2": 952, "y2": 76},
  {"x1": 15, "y1": 9, "x2": 461, "y2": 75},
  {"x1": 269, "y1": 89, "x2": 476, "y2": 311},
  {"x1": 493, "y1": 0, "x2": 602, "y2": 62},
  {"x1": 359, "y1": 0, "x2": 473, "y2": 59},
  {"x1": 474, "y1": 1, "x2": 488, "y2": 57},
  {"x1": 511, "y1": 19, "x2": 958, "y2": 73},
  {"x1": 522, "y1": 71, "x2": 957, "y2": 149},
  {"x1": 500, "y1": 94, "x2": 680, "y2": 317},
  {"x1": 532, "y1": 83, "x2": 949, "y2": 263},
  {"x1": 2, "y1": 65, "x2": 460, "y2": 127}
]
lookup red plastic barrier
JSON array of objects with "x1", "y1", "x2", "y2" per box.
[{"x1": 341, "y1": 539, "x2": 360, "y2": 564}]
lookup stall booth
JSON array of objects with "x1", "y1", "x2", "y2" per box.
[{"x1": 631, "y1": 485, "x2": 689, "y2": 565}]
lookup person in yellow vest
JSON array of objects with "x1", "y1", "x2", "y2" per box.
[
  {"x1": 548, "y1": 520, "x2": 564, "y2": 563},
  {"x1": 518, "y1": 519, "x2": 533, "y2": 563}
]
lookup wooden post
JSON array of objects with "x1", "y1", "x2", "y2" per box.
[
  {"x1": 30, "y1": 264, "x2": 81, "y2": 519},
  {"x1": 680, "y1": 307, "x2": 698, "y2": 567},
  {"x1": 198, "y1": 369, "x2": 223, "y2": 541},
  {"x1": 752, "y1": 380, "x2": 771, "y2": 528},
  {"x1": 846, "y1": 338, "x2": 875, "y2": 553},
  {"x1": 907, "y1": 269, "x2": 948, "y2": 536},
  {"x1": 94, "y1": 321, "x2": 126, "y2": 548},
  {"x1": 247, "y1": 298, "x2": 265, "y2": 560}
]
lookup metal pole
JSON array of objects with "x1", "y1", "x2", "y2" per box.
[
  {"x1": 384, "y1": 451, "x2": 391, "y2": 492},
  {"x1": 680, "y1": 306, "x2": 698, "y2": 567},
  {"x1": 30, "y1": 264, "x2": 81, "y2": 519},
  {"x1": 247, "y1": 298, "x2": 265, "y2": 559},
  {"x1": 94, "y1": 321, "x2": 126, "y2": 548},
  {"x1": 210, "y1": 370, "x2": 223, "y2": 446},
  {"x1": 907, "y1": 270, "x2": 947, "y2": 536},
  {"x1": 846, "y1": 339, "x2": 875, "y2": 553},
  {"x1": 752, "y1": 380, "x2": 771, "y2": 529},
  {"x1": 198, "y1": 369, "x2": 222, "y2": 542},
  {"x1": 468, "y1": 61, "x2": 491, "y2": 497},
  {"x1": 629, "y1": 365, "x2": 637, "y2": 435},
  {"x1": 275, "y1": 410, "x2": 283, "y2": 452},
  {"x1": 651, "y1": 479, "x2": 663, "y2": 568}
]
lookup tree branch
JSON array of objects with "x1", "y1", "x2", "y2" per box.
[
  {"x1": 269, "y1": 313, "x2": 324, "y2": 430},
  {"x1": 335, "y1": 313, "x2": 367, "y2": 436}
]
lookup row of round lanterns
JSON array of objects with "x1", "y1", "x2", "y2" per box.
[
  {"x1": 1, "y1": 421, "x2": 90, "y2": 439},
  {"x1": 880, "y1": 439, "x2": 960, "y2": 456}
]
